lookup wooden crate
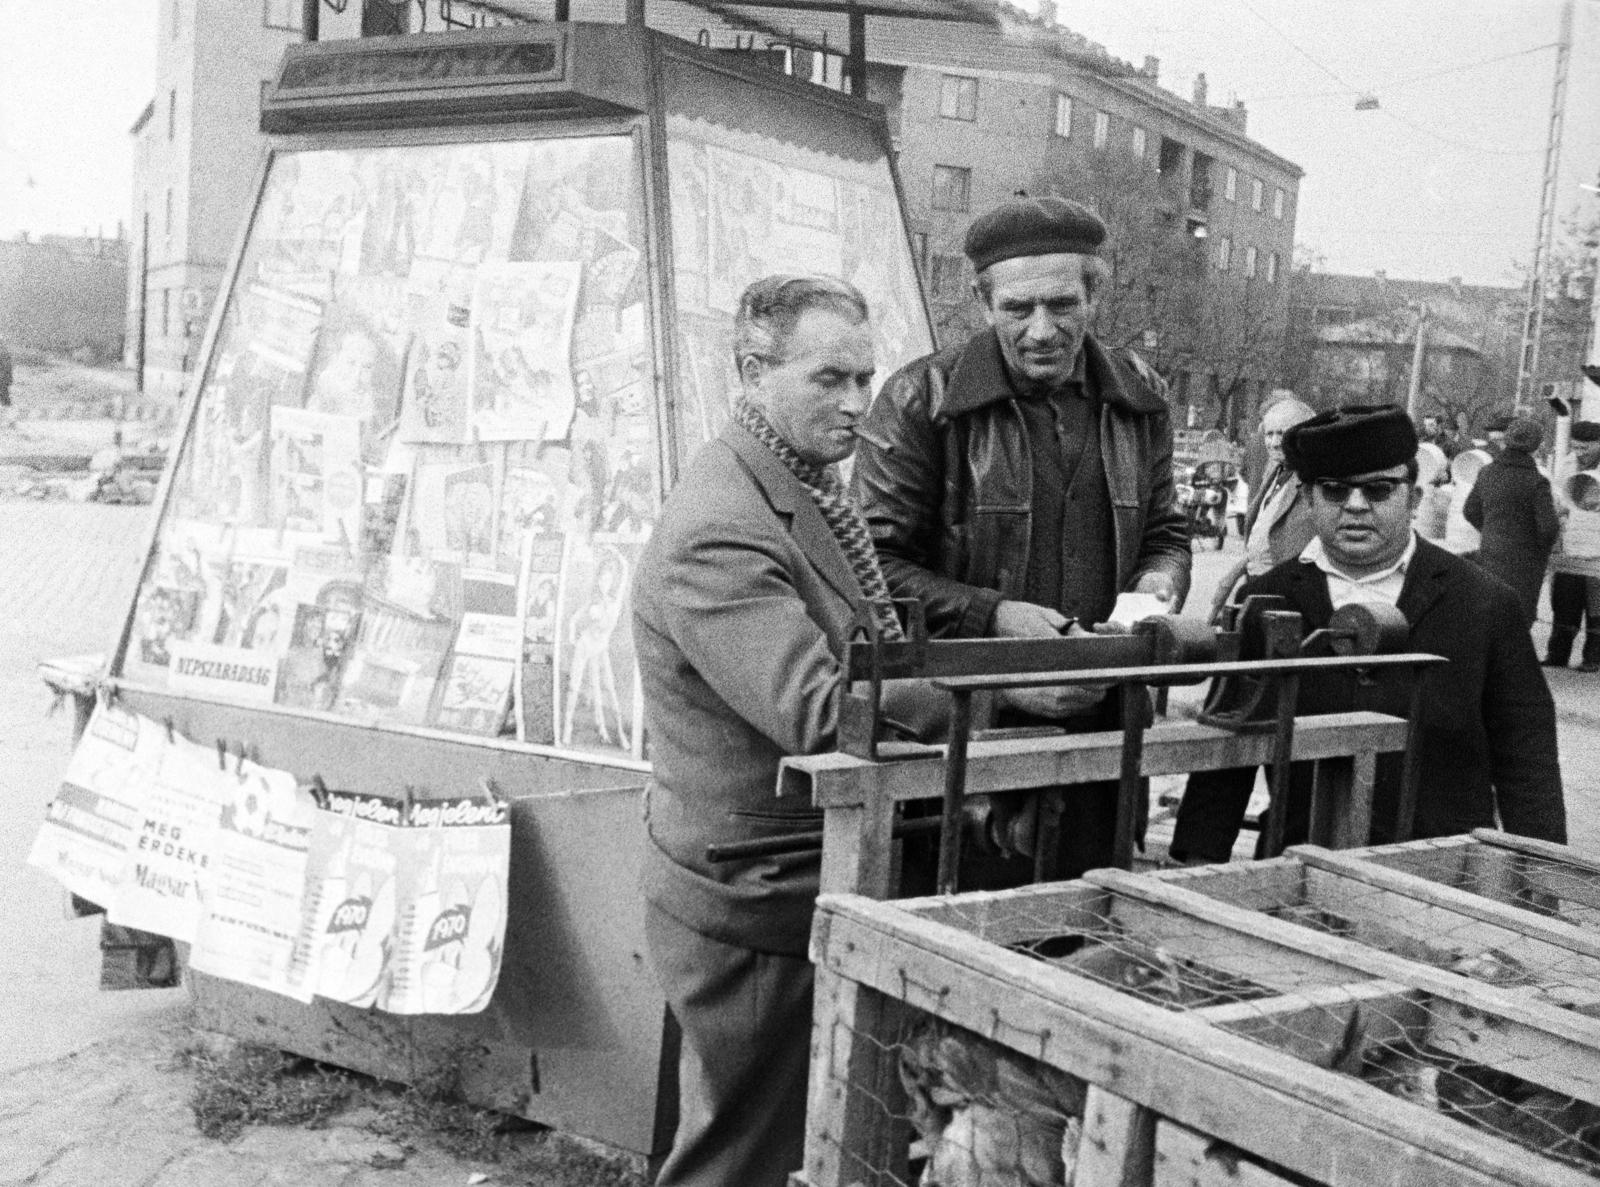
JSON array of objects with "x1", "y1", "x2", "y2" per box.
[{"x1": 800, "y1": 834, "x2": 1600, "y2": 1187}]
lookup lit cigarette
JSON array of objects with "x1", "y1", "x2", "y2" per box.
[{"x1": 851, "y1": 425, "x2": 895, "y2": 454}]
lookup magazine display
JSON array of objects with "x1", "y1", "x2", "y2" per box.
[
  {"x1": 122, "y1": 135, "x2": 656, "y2": 756},
  {"x1": 32, "y1": 710, "x2": 510, "y2": 1015},
  {"x1": 120, "y1": 124, "x2": 930, "y2": 759}
]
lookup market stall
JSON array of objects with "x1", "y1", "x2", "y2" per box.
[{"x1": 53, "y1": 17, "x2": 936, "y2": 1157}]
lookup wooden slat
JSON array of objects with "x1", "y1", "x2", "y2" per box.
[
  {"x1": 812, "y1": 897, "x2": 1594, "y2": 1187},
  {"x1": 894, "y1": 880, "x2": 1115, "y2": 947},
  {"x1": 1194, "y1": 980, "x2": 1428, "y2": 1071},
  {"x1": 817, "y1": 791, "x2": 896, "y2": 898},
  {"x1": 1075, "y1": 1086, "x2": 1156, "y2": 1187},
  {"x1": 1155, "y1": 1122, "x2": 1302, "y2": 1187},
  {"x1": 1145, "y1": 858, "x2": 1311, "y2": 914},
  {"x1": 1472, "y1": 829, "x2": 1600, "y2": 876},
  {"x1": 1292, "y1": 846, "x2": 1600, "y2": 963},
  {"x1": 1334, "y1": 834, "x2": 1475, "y2": 884},
  {"x1": 779, "y1": 713, "x2": 1409, "y2": 807},
  {"x1": 803, "y1": 966, "x2": 910, "y2": 1187},
  {"x1": 1089, "y1": 868, "x2": 1600, "y2": 1104}
]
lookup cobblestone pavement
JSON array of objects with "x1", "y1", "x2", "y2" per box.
[{"x1": 1, "y1": 503, "x2": 1598, "y2": 1185}]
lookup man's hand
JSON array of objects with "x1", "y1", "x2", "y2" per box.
[
  {"x1": 1133, "y1": 571, "x2": 1178, "y2": 604},
  {"x1": 992, "y1": 600, "x2": 1069, "y2": 638},
  {"x1": 1001, "y1": 684, "x2": 1106, "y2": 719},
  {"x1": 992, "y1": 601, "x2": 1105, "y2": 718}
]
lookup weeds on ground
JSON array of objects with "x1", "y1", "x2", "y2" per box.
[
  {"x1": 372, "y1": 1057, "x2": 507, "y2": 1162},
  {"x1": 176, "y1": 1041, "x2": 355, "y2": 1141}
]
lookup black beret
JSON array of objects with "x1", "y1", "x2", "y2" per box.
[
  {"x1": 1282, "y1": 404, "x2": 1419, "y2": 481},
  {"x1": 1570, "y1": 420, "x2": 1600, "y2": 443},
  {"x1": 963, "y1": 196, "x2": 1106, "y2": 273}
]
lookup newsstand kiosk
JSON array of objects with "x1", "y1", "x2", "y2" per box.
[{"x1": 86, "y1": 16, "x2": 936, "y2": 1160}]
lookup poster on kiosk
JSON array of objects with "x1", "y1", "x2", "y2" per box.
[{"x1": 72, "y1": 11, "x2": 941, "y2": 1159}]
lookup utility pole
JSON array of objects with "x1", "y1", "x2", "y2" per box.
[
  {"x1": 1405, "y1": 301, "x2": 1428, "y2": 419},
  {"x1": 1514, "y1": 0, "x2": 1575, "y2": 413}
]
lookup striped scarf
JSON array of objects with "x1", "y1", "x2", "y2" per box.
[{"x1": 734, "y1": 400, "x2": 905, "y2": 642}]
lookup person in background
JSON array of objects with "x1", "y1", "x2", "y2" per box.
[
  {"x1": 1171, "y1": 405, "x2": 1564, "y2": 863},
  {"x1": 0, "y1": 338, "x2": 13, "y2": 429},
  {"x1": 1241, "y1": 388, "x2": 1295, "y2": 498},
  {"x1": 632, "y1": 275, "x2": 935, "y2": 1187},
  {"x1": 853, "y1": 195, "x2": 1190, "y2": 885},
  {"x1": 1418, "y1": 413, "x2": 1460, "y2": 459},
  {"x1": 1209, "y1": 395, "x2": 1318, "y2": 620},
  {"x1": 1463, "y1": 416, "x2": 1560, "y2": 629},
  {"x1": 1546, "y1": 419, "x2": 1600, "y2": 672}
]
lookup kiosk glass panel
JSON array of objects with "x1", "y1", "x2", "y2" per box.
[{"x1": 121, "y1": 132, "x2": 657, "y2": 759}]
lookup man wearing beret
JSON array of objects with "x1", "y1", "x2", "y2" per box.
[
  {"x1": 1170, "y1": 405, "x2": 1565, "y2": 862},
  {"x1": 853, "y1": 196, "x2": 1190, "y2": 883}
]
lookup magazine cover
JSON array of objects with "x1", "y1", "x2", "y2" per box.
[
  {"x1": 467, "y1": 261, "x2": 582, "y2": 442},
  {"x1": 190, "y1": 760, "x2": 318, "y2": 1002},
  {"x1": 551, "y1": 534, "x2": 642, "y2": 754},
  {"x1": 28, "y1": 703, "x2": 166, "y2": 907},
  {"x1": 383, "y1": 794, "x2": 510, "y2": 1015},
  {"x1": 105, "y1": 731, "x2": 228, "y2": 944},
  {"x1": 290, "y1": 787, "x2": 404, "y2": 1008}
]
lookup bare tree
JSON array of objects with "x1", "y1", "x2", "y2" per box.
[{"x1": 1168, "y1": 269, "x2": 1287, "y2": 436}]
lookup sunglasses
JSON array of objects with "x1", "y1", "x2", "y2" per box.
[{"x1": 1313, "y1": 478, "x2": 1408, "y2": 505}]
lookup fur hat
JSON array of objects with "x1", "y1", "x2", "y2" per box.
[{"x1": 1282, "y1": 404, "x2": 1419, "y2": 481}]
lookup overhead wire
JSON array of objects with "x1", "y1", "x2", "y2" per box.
[{"x1": 1230, "y1": 0, "x2": 1551, "y2": 157}]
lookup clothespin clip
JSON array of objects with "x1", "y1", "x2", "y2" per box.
[
  {"x1": 164, "y1": 717, "x2": 177, "y2": 745},
  {"x1": 216, "y1": 740, "x2": 228, "y2": 771},
  {"x1": 232, "y1": 741, "x2": 247, "y2": 778}
]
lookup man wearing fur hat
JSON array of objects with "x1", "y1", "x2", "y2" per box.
[
  {"x1": 1170, "y1": 405, "x2": 1564, "y2": 862},
  {"x1": 853, "y1": 196, "x2": 1190, "y2": 884}
]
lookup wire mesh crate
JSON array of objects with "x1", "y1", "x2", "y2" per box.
[{"x1": 801, "y1": 834, "x2": 1600, "y2": 1187}]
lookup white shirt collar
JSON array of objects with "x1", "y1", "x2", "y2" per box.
[{"x1": 1299, "y1": 531, "x2": 1418, "y2": 586}]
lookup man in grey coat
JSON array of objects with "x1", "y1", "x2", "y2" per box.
[{"x1": 633, "y1": 275, "x2": 928, "y2": 1187}]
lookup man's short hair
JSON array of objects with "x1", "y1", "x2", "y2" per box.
[
  {"x1": 732, "y1": 275, "x2": 869, "y2": 370},
  {"x1": 974, "y1": 253, "x2": 1111, "y2": 306},
  {"x1": 1262, "y1": 396, "x2": 1315, "y2": 430}
]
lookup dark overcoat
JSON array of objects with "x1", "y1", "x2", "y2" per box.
[
  {"x1": 1177, "y1": 537, "x2": 1564, "y2": 854},
  {"x1": 1463, "y1": 449, "x2": 1560, "y2": 624}
]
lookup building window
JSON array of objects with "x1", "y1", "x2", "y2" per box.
[
  {"x1": 1273, "y1": 186, "x2": 1286, "y2": 219},
  {"x1": 1244, "y1": 244, "x2": 1258, "y2": 278},
  {"x1": 938, "y1": 75, "x2": 978, "y2": 121},
  {"x1": 1251, "y1": 177, "x2": 1264, "y2": 211},
  {"x1": 912, "y1": 232, "x2": 929, "y2": 278},
  {"x1": 1093, "y1": 111, "x2": 1110, "y2": 149},
  {"x1": 931, "y1": 165, "x2": 972, "y2": 212},
  {"x1": 1224, "y1": 166, "x2": 1238, "y2": 201},
  {"x1": 1216, "y1": 236, "x2": 1232, "y2": 271},
  {"x1": 1131, "y1": 126, "x2": 1147, "y2": 159},
  {"x1": 165, "y1": 188, "x2": 174, "y2": 238},
  {"x1": 167, "y1": 90, "x2": 176, "y2": 141},
  {"x1": 1266, "y1": 251, "x2": 1280, "y2": 284},
  {"x1": 1053, "y1": 93, "x2": 1073, "y2": 138},
  {"x1": 263, "y1": 0, "x2": 304, "y2": 30},
  {"x1": 172, "y1": 0, "x2": 180, "y2": 36},
  {"x1": 931, "y1": 254, "x2": 968, "y2": 300},
  {"x1": 161, "y1": 288, "x2": 171, "y2": 338}
]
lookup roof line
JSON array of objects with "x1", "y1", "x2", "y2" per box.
[{"x1": 1097, "y1": 74, "x2": 1304, "y2": 178}]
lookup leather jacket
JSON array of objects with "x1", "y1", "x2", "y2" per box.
[{"x1": 853, "y1": 329, "x2": 1191, "y2": 637}]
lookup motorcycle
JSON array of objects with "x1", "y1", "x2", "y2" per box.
[{"x1": 1181, "y1": 460, "x2": 1236, "y2": 550}]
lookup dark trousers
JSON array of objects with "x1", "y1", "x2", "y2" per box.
[
  {"x1": 1170, "y1": 764, "x2": 1316, "y2": 864},
  {"x1": 1547, "y1": 572, "x2": 1600, "y2": 666},
  {"x1": 644, "y1": 902, "x2": 814, "y2": 1187}
]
